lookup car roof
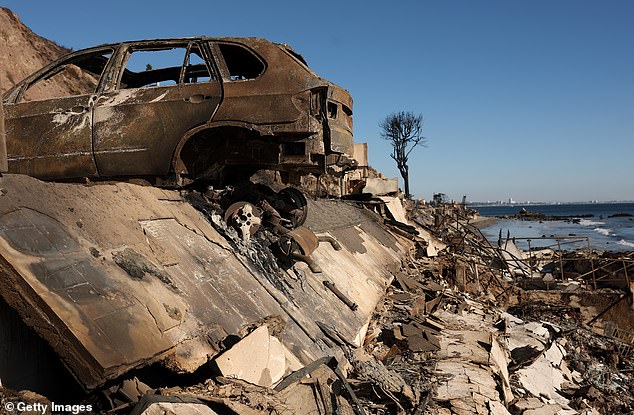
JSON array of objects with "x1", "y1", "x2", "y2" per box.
[{"x1": 89, "y1": 36, "x2": 270, "y2": 49}]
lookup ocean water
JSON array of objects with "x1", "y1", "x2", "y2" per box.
[{"x1": 472, "y1": 203, "x2": 634, "y2": 251}]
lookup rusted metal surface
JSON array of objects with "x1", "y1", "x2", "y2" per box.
[
  {"x1": 0, "y1": 37, "x2": 355, "y2": 183},
  {"x1": 323, "y1": 281, "x2": 359, "y2": 311},
  {"x1": 287, "y1": 226, "x2": 320, "y2": 255},
  {"x1": 0, "y1": 174, "x2": 409, "y2": 390},
  {"x1": 0, "y1": 93, "x2": 6, "y2": 172}
]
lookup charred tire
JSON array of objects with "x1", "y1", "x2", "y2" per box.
[{"x1": 279, "y1": 187, "x2": 308, "y2": 228}]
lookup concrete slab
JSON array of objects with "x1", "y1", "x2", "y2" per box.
[
  {"x1": 379, "y1": 197, "x2": 408, "y2": 223},
  {"x1": 0, "y1": 175, "x2": 409, "y2": 389}
]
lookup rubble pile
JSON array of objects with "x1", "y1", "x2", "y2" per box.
[{"x1": 348, "y1": 202, "x2": 634, "y2": 414}]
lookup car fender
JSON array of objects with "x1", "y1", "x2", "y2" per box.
[{"x1": 171, "y1": 120, "x2": 270, "y2": 175}]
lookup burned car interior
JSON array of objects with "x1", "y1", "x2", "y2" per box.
[
  {"x1": 119, "y1": 45, "x2": 214, "y2": 89},
  {"x1": 217, "y1": 42, "x2": 265, "y2": 80}
]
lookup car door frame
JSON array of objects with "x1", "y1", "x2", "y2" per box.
[
  {"x1": 92, "y1": 40, "x2": 223, "y2": 177},
  {"x1": 2, "y1": 46, "x2": 117, "y2": 179}
]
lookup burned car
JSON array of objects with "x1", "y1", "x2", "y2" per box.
[{"x1": 0, "y1": 37, "x2": 354, "y2": 185}]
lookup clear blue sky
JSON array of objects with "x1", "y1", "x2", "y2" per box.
[{"x1": 4, "y1": 0, "x2": 633, "y2": 202}]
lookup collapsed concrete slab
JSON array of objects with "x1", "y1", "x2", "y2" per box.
[
  {"x1": 0, "y1": 174, "x2": 410, "y2": 391},
  {"x1": 213, "y1": 325, "x2": 302, "y2": 388}
]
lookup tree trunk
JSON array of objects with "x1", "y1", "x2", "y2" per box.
[{"x1": 402, "y1": 167, "x2": 410, "y2": 199}]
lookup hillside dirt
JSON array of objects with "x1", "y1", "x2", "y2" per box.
[{"x1": 0, "y1": 7, "x2": 70, "y2": 95}]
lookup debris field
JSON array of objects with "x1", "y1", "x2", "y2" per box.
[{"x1": 0, "y1": 174, "x2": 632, "y2": 415}]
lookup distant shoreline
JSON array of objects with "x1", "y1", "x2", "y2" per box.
[
  {"x1": 470, "y1": 201, "x2": 634, "y2": 207},
  {"x1": 470, "y1": 215, "x2": 498, "y2": 229}
]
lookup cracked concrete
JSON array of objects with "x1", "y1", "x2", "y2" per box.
[{"x1": 0, "y1": 174, "x2": 410, "y2": 390}]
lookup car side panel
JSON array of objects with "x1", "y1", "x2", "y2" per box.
[
  {"x1": 211, "y1": 40, "x2": 320, "y2": 130},
  {"x1": 92, "y1": 81, "x2": 221, "y2": 176},
  {"x1": 0, "y1": 96, "x2": 7, "y2": 172},
  {"x1": 4, "y1": 95, "x2": 96, "y2": 178}
]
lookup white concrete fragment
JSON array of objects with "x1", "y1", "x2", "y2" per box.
[
  {"x1": 488, "y1": 400, "x2": 512, "y2": 415},
  {"x1": 489, "y1": 337, "x2": 513, "y2": 403},
  {"x1": 571, "y1": 370, "x2": 584, "y2": 383},
  {"x1": 523, "y1": 403, "x2": 562, "y2": 415},
  {"x1": 506, "y1": 328, "x2": 547, "y2": 355},
  {"x1": 516, "y1": 354, "x2": 568, "y2": 405},
  {"x1": 426, "y1": 243, "x2": 439, "y2": 257},
  {"x1": 362, "y1": 178, "x2": 398, "y2": 196},
  {"x1": 500, "y1": 312, "x2": 524, "y2": 325},
  {"x1": 500, "y1": 239, "x2": 530, "y2": 275},
  {"x1": 544, "y1": 342, "x2": 564, "y2": 367},
  {"x1": 380, "y1": 197, "x2": 408, "y2": 223},
  {"x1": 214, "y1": 325, "x2": 301, "y2": 387},
  {"x1": 139, "y1": 402, "x2": 218, "y2": 415},
  {"x1": 525, "y1": 322, "x2": 550, "y2": 339}
]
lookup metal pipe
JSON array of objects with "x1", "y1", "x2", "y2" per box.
[{"x1": 323, "y1": 281, "x2": 358, "y2": 311}]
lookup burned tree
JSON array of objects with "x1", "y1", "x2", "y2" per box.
[{"x1": 379, "y1": 111, "x2": 426, "y2": 198}]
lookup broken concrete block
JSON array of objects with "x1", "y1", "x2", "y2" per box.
[
  {"x1": 488, "y1": 400, "x2": 512, "y2": 415},
  {"x1": 353, "y1": 143, "x2": 368, "y2": 167},
  {"x1": 362, "y1": 178, "x2": 398, "y2": 196},
  {"x1": 507, "y1": 323, "x2": 550, "y2": 365},
  {"x1": 544, "y1": 342, "x2": 565, "y2": 367},
  {"x1": 131, "y1": 396, "x2": 217, "y2": 415},
  {"x1": 214, "y1": 325, "x2": 301, "y2": 388},
  {"x1": 512, "y1": 397, "x2": 545, "y2": 412},
  {"x1": 499, "y1": 312, "x2": 524, "y2": 326},
  {"x1": 524, "y1": 322, "x2": 550, "y2": 339},
  {"x1": 516, "y1": 353, "x2": 568, "y2": 404},
  {"x1": 0, "y1": 176, "x2": 402, "y2": 391},
  {"x1": 118, "y1": 377, "x2": 153, "y2": 403},
  {"x1": 518, "y1": 401, "x2": 564, "y2": 415},
  {"x1": 489, "y1": 336, "x2": 513, "y2": 403},
  {"x1": 380, "y1": 197, "x2": 409, "y2": 223}
]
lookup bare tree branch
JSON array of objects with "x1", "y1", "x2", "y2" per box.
[{"x1": 379, "y1": 111, "x2": 427, "y2": 198}]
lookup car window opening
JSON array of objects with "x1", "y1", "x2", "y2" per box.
[
  {"x1": 184, "y1": 46, "x2": 213, "y2": 84},
  {"x1": 21, "y1": 50, "x2": 113, "y2": 102},
  {"x1": 119, "y1": 46, "x2": 187, "y2": 89},
  {"x1": 217, "y1": 43, "x2": 264, "y2": 81},
  {"x1": 327, "y1": 102, "x2": 338, "y2": 119}
]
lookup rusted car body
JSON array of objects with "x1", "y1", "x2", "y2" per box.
[{"x1": 0, "y1": 37, "x2": 354, "y2": 184}]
